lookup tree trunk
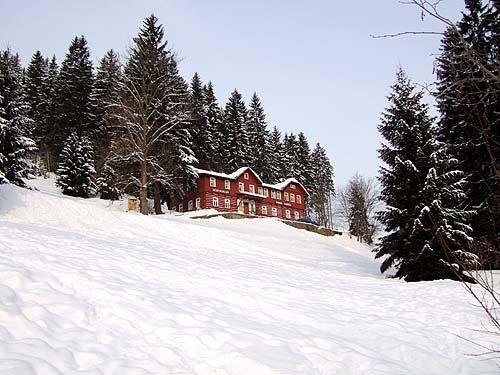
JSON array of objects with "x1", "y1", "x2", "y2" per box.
[
  {"x1": 45, "y1": 149, "x2": 51, "y2": 173},
  {"x1": 140, "y1": 162, "x2": 148, "y2": 215},
  {"x1": 153, "y1": 181, "x2": 163, "y2": 215}
]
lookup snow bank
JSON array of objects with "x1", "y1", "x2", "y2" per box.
[{"x1": 0, "y1": 180, "x2": 497, "y2": 374}]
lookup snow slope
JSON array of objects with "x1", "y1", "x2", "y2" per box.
[{"x1": 0, "y1": 179, "x2": 497, "y2": 374}]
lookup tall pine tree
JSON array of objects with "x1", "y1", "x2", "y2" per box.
[
  {"x1": 309, "y1": 143, "x2": 335, "y2": 226},
  {"x1": 266, "y1": 126, "x2": 284, "y2": 183},
  {"x1": 53, "y1": 36, "x2": 96, "y2": 162},
  {"x1": 25, "y1": 50, "x2": 47, "y2": 142},
  {"x1": 435, "y1": 0, "x2": 500, "y2": 264},
  {"x1": 203, "y1": 81, "x2": 223, "y2": 171},
  {"x1": 38, "y1": 55, "x2": 59, "y2": 171},
  {"x1": 189, "y1": 73, "x2": 214, "y2": 169},
  {"x1": 246, "y1": 93, "x2": 271, "y2": 179},
  {"x1": 93, "y1": 49, "x2": 122, "y2": 171},
  {"x1": 0, "y1": 49, "x2": 36, "y2": 186},
  {"x1": 376, "y1": 69, "x2": 476, "y2": 282},
  {"x1": 223, "y1": 89, "x2": 249, "y2": 172}
]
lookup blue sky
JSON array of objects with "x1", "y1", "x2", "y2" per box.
[{"x1": 1, "y1": 0, "x2": 463, "y2": 186}]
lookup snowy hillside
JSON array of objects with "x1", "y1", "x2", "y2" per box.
[{"x1": 0, "y1": 179, "x2": 497, "y2": 375}]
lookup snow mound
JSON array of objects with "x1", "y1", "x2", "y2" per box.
[{"x1": 0, "y1": 181, "x2": 497, "y2": 374}]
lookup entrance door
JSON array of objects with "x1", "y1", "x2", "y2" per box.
[
  {"x1": 243, "y1": 202, "x2": 249, "y2": 215},
  {"x1": 249, "y1": 201, "x2": 256, "y2": 215},
  {"x1": 237, "y1": 199, "x2": 244, "y2": 214}
]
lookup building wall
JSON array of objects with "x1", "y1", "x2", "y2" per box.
[{"x1": 174, "y1": 168, "x2": 307, "y2": 222}]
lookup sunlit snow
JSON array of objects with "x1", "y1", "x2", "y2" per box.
[{"x1": 0, "y1": 178, "x2": 496, "y2": 374}]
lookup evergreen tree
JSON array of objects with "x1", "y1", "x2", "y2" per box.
[
  {"x1": 295, "y1": 132, "x2": 314, "y2": 192},
  {"x1": 309, "y1": 143, "x2": 335, "y2": 226},
  {"x1": 376, "y1": 69, "x2": 476, "y2": 282},
  {"x1": 267, "y1": 126, "x2": 284, "y2": 183},
  {"x1": 0, "y1": 49, "x2": 36, "y2": 186},
  {"x1": 404, "y1": 145, "x2": 478, "y2": 281},
  {"x1": 53, "y1": 36, "x2": 96, "y2": 161},
  {"x1": 93, "y1": 49, "x2": 122, "y2": 171},
  {"x1": 282, "y1": 132, "x2": 299, "y2": 178},
  {"x1": 38, "y1": 55, "x2": 59, "y2": 171},
  {"x1": 223, "y1": 89, "x2": 249, "y2": 172},
  {"x1": 189, "y1": 73, "x2": 214, "y2": 169},
  {"x1": 25, "y1": 50, "x2": 48, "y2": 141},
  {"x1": 0, "y1": 97, "x2": 6, "y2": 184},
  {"x1": 96, "y1": 157, "x2": 121, "y2": 200},
  {"x1": 56, "y1": 132, "x2": 95, "y2": 197},
  {"x1": 203, "y1": 81, "x2": 223, "y2": 171},
  {"x1": 435, "y1": 1, "x2": 500, "y2": 263},
  {"x1": 246, "y1": 93, "x2": 271, "y2": 179}
]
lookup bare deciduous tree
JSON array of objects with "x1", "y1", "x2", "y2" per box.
[{"x1": 337, "y1": 174, "x2": 381, "y2": 244}]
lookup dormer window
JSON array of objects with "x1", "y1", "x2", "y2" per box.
[
  {"x1": 244, "y1": 172, "x2": 249, "y2": 180},
  {"x1": 291, "y1": 184, "x2": 296, "y2": 189}
]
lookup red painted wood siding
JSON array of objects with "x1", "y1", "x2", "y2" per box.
[{"x1": 173, "y1": 168, "x2": 308, "y2": 221}]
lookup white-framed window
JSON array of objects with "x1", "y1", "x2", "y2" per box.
[
  {"x1": 244, "y1": 172, "x2": 249, "y2": 180},
  {"x1": 291, "y1": 184, "x2": 296, "y2": 189},
  {"x1": 263, "y1": 188, "x2": 269, "y2": 197},
  {"x1": 179, "y1": 203, "x2": 183, "y2": 212},
  {"x1": 271, "y1": 190, "x2": 276, "y2": 199},
  {"x1": 188, "y1": 200, "x2": 193, "y2": 210},
  {"x1": 297, "y1": 195, "x2": 302, "y2": 204},
  {"x1": 271, "y1": 207, "x2": 278, "y2": 217},
  {"x1": 261, "y1": 206, "x2": 268, "y2": 215},
  {"x1": 210, "y1": 177, "x2": 216, "y2": 187},
  {"x1": 285, "y1": 209, "x2": 291, "y2": 219},
  {"x1": 290, "y1": 193, "x2": 295, "y2": 203},
  {"x1": 276, "y1": 191, "x2": 282, "y2": 200},
  {"x1": 249, "y1": 184, "x2": 255, "y2": 193},
  {"x1": 284, "y1": 192, "x2": 289, "y2": 201},
  {"x1": 258, "y1": 187, "x2": 263, "y2": 195},
  {"x1": 239, "y1": 182, "x2": 244, "y2": 192},
  {"x1": 225, "y1": 199, "x2": 231, "y2": 209},
  {"x1": 195, "y1": 197, "x2": 201, "y2": 209},
  {"x1": 294, "y1": 211, "x2": 300, "y2": 220},
  {"x1": 225, "y1": 179, "x2": 230, "y2": 190},
  {"x1": 212, "y1": 197, "x2": 219, "y2": 207}
]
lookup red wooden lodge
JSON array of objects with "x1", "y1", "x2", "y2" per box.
[{"x1": 173, "y1": 167, "x2": 309, "y2": 221}]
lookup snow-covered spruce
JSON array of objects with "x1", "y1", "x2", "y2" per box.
[
  {"x1": 96, "y1": 158, "x2": 121, "y2": 200},
  {"x1": 375, "y1": 68, "x2": 476, "y2": 282},
  {"x1": 223, "y1": 89, "x2": 250, "y2": 173},
  {"x1": 56, "y1": 133, "x2": 96, "y2": 198},
  {"x1": 0, "y1": 49, "x2": 37, "y2": 186}
]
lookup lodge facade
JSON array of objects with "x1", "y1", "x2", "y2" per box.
[{"x1": 173, "y1": 167, "x2": 308, "y2": 221}]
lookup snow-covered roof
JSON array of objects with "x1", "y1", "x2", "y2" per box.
[
  {"x1": 195, "y1": 167, "x2": 263, "y2": 183},
  {"x1": 195, "y1": 167, "x2": 308, "y2": 196},
  {"x1": 263, "y1": 178, "x2": 309, "y2": 196}
]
